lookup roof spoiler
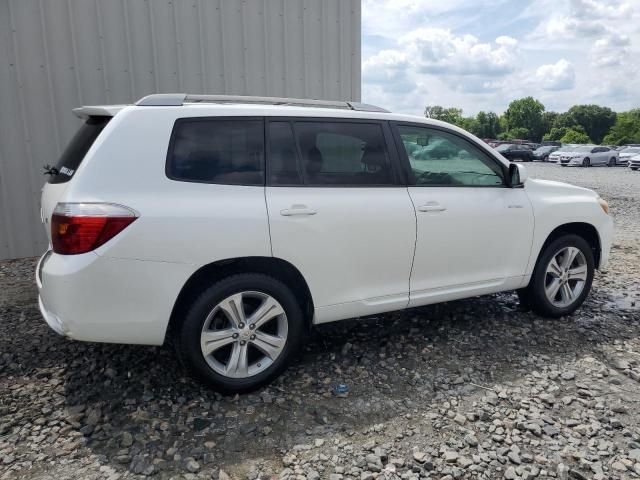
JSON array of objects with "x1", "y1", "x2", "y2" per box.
[{"x1": 72, "y1": 105, "x2": 126, "y2": 119}]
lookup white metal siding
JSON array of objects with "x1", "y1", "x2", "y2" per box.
[{"x1": 0, "y1": 0, "x2": 361, "y2": 260}]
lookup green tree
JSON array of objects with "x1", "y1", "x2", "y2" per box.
[
  {"x1": 497, "y1": 127, "x2": 530, "y2": 141},
  {"x1": 542, "y1": 111, "x2": 559, "y2": 136},
  {"x1": 559, "y1": 129, "x2": 591, "y2": 144},
  {"x1": 503, "y1": 97, "x2": 545, "y2": 141},
  {"x1": 543, "y1": 127, "x2": 568, "y2": 142},
  {"x1": 474, "y1": 111, "x2": 501, "y2": 138},
  {"x1": 566, "y1": 105, "x2": 617, "y2": 144},
  {"x1": 602, "y1": 109, "x2": 640, "y2": 145},
  {"x1": 424, "y1": 106, "x2": 464, "y2": 125}
]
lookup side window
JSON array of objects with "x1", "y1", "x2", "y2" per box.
[
  {"x1": 396, "y1": 125, "x2": 504, "y2": 187},
  {"x1": 294, "y1": 121, "x2": 393, "y2": 186},
  {"x1": 268, "y1": 122, "x2": 302, "y2": 185},
  {"x1": 167, "y1": 119, "x2": 264, "y2": 185}
]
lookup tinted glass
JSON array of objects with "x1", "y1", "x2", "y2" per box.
[
  {"x1": 167, "y1": 119, "x2": 264, "y2": 185},
  {"x1": 397, "y1": 125, "x2": 504, "y2": 187},
  {"x1": 48, "y1": 116, "x2": 111, "y2": 184},
  {"x1": 294, "y1": 122, "x2": 393, "y2": 185},
  {"x1": 268, "y1": 122, "x2": 302, "y2": 185}
]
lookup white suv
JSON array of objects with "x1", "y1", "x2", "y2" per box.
[{"x1": 37, "y1": 94, "x2": 613, "y2": 392}]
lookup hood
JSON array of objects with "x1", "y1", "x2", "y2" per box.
[
  {"x1": 558, "y1": 150, "x2": 588, "y2": 156},
  {"x1": 526, "y1": 178, "x2": 599, "y2": 198}
]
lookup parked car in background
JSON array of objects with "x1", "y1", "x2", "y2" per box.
[
  {"x1": 36, "y1": 93, "x2": 613, "y2": 392},
  {"x1": 618, "y1": 146, "x2": 640, "y2": 166},
  {"x1": 629, "y1": 155, "x2": 640, "y2": 171},
  {"x1": 559, "y1": 145, "x2": 619, "y2": 167},
  {"x1": 532, "y1": 145, "x2": 560, "y2": 162},
  {"x1": 495, "y1": 143, "x2": 534, "y2": 162},
  {"x1": 548, "y1": 145, "x2": 577, "y2": 163}
]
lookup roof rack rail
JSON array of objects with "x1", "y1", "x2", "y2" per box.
[{"x1": 135, "y1": 93, "x2": 390, "y2": 113}]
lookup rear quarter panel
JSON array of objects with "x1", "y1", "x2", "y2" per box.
[{"x1": 61, "y1": 107, "x2": 272, "y2": 265}]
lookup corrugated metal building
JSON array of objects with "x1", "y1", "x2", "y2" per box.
[{"x1": 0, "y1": 0, "x2": 362, "y2": 260}]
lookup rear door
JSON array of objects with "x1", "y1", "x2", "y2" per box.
[
  {"x1": 392, "y1": 122, "x2": 534, "y2": 306},
  {"x1": 265, "y1": 118, "x2": 416, "y2": 323}
]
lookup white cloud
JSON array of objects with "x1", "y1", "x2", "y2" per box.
[
  {"x1": 361, "y1": 0, "x2": 640, "y2": 115},
  {"x1": 591, "y1": 33, "x2": 631, "y2": 67},
  {"x1": 535, "y1": 0, "x2": 636, "y2": 40},
  {"x1": 398, "y1": 28, "x2": 519, "y2": 76},
  {"x1": 535, "y1": 59, "x2": 576, "y2": 91},
  {"x1": 362, "y1": 50, "x2": 415, "y2": 94}
]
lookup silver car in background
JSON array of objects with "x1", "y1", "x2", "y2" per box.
[
  {"x1": 559, "y1": 145, "x2": 619, "y2": 167},
  {"x1": 618, "y1": 147, "x2": 640, "y2": 166},
  {"x1": 548, "y1": 145, "x2": 577, "y2": 163}
]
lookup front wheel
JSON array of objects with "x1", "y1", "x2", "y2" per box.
[
  {"x1": 175, "y1": 273, "x2": 305, "y2": 393},
  {"x1": 520, "y1": 235, "x2": 595, "y2": 318},
  {"x1": 582, "y1": 157, "x2": 591, "y2": 167},
  {"x1": 608, "y1": 157, "x2": 616, "y2": 167}
]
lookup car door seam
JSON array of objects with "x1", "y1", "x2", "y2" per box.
[
  {"x1": 405, "y1": 187, "x2": 418, "y2": 308},
  {"x1": 263, "y1": 186, "x2": 274, "y2": 257}
]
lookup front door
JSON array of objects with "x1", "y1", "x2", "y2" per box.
[
  {"x1": 265, "y1": 119, "x2": 416, "y2": 323},
  {"x1": 392, "y1": 123, "x2": 534, "y2": 307}
]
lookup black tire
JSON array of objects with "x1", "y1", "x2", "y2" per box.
[
  {"x1": 543, "y1": 155, "x2": 549, "y2": 162},
  {"x1": 608, "y1": 157, "x2": 616, "y2": 167},
  {"x1": 582, "y1": 157, "x2": 591, "y2": 167},
  {"x1": 175, "y1": 273, "x2": 305, "y2": 393},
  {"x1": 520, "y1": 234, "x2": 595, "y2": 318}
]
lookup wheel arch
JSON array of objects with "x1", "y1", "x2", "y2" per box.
[
  {"x1": 166, "y1": 256, "x2": 315, "y2": 342},
  {"x1": 537, "y1": 222, "x2": 602, "y2": 270}
]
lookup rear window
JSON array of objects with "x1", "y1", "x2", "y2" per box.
[
  {"x1": 48, "y1": 116, "x2": 111, "y2": 184},
  {"x1": 167, "y1": 118, "x2": 264, "y2": 185}
]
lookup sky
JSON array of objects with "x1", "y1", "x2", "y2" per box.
[{"x1": 361, "y1": 0, "x2": 640, "y2": 116}]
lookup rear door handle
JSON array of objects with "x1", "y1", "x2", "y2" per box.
[
  {"x1": 280, "y1": 205, "x2": 317, "y2": 216},
  {"x1": 417, "y1": 202, "x2": 446, "y2": 212}
]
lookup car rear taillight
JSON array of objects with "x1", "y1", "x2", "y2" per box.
[{"x1": 51, "y1": 203, "x2": 138, "y2": 255}]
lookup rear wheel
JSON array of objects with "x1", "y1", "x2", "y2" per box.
[
  {"x1": 519, "y1": 235, "x2": 594, "y2": 318},
  {"x1": 582, "y1": 157, "x2": 591, "y2": 167},
  {"x1": 608, "y1": 157, "x2": 616, "y2": 167},
  {"x1": 175, "y1": 273, "x2": 304, "y2": 393}
]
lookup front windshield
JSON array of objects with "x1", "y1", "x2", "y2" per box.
[
  {"x1": 496, "y1": 144, "x2": 512, "y2": 152},
  {"x1": 622, "y1": 147, "x2": 640, "y2": 154},
  {"x1": 553, "y1": 146, "x2": 573, "y2": 153}
]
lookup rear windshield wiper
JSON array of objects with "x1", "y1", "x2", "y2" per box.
[{"x1": 43, "y1": 164, "x2": 59, "y2": 176}]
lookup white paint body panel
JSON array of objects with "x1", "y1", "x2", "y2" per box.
[
  {"x1": 407, "y1": 187, "x2": 533, "y2": 307},
  {"x1": 37, "y1": 103, "x2": 613, "y2": 345},
  {"x1": 266, "y1": 187, "x2": 416, "y2": 323}
]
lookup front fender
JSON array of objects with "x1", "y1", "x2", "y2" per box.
[{"x1": 524, "y1": 180, "x2": 613, "y2": 274}]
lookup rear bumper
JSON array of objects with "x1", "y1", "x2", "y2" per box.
[{"x1": 36, "y1": 250, "x2": 195, "y2": 345}]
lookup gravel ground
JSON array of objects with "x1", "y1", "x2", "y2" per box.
[{"x1": 1, "y1": 163, "x2": 639, "y2": 480}]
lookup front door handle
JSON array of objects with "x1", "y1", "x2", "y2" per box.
[
  {"x1": 417, "y1": 202, "x2": 446, "y2": 212},
  {"x1": 280, "y1": 205, "x2": 318, "y2": 216}
]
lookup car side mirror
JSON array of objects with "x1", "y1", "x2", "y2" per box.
[{"x1": 508, "y1": 163, "x2": 528, "y2": 187}]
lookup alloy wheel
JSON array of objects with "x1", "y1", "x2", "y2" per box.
[
  {"x1": 200, "y1": 291, "x2": 288, "y2": 378},
  {"x1": 544, "y1": 246, "x2": 588, "y2": 308}
]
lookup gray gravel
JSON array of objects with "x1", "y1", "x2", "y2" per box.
[{"x1": 1, "y1": 163, "x2": 639, "y2": 480}]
